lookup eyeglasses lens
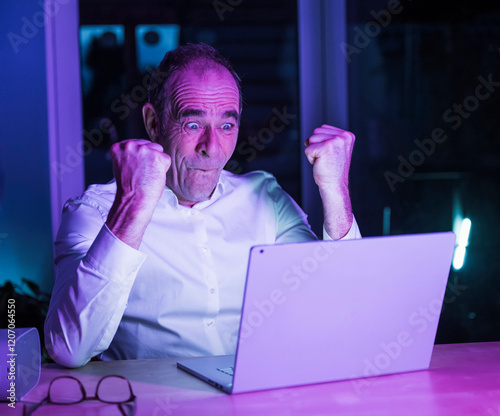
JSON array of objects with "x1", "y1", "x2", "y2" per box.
[
  {"x1": 97, "y1": 376, "x2": 133, "y2": 404},
  {"x1": 49, "y1": 377, "x2": 84, "y2": 404}
]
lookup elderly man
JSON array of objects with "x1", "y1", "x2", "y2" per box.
[{"x1": 45, "y1": 43, "x2": 361, "y2": 368}]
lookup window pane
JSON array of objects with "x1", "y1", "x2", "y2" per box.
[{"x1": 79, "y1": 0, "x2": 301, "y2": 201}]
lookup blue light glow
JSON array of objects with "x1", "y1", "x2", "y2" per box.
[{"x1": 453, "y1": 218, "x2": 471, "y2": 270}]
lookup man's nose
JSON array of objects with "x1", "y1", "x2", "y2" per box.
[{"x1": 196, "y1": 127, "x2": 220, "y2": 157}]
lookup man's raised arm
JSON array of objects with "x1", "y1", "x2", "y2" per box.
[
  {"x1": 44, "y1": 138, "x2": 170, "y2": 367},
  {"x1": 304, "y1": 125, "x2": 361, "y2": 240},
  {"x1": 105, "y1": 139, "x2": 171, "y2": 248}
]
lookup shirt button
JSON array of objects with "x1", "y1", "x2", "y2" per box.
[
  {"x1": 210, "y1": 288, "x2": 216, "y2": 294},
  {"x1": 206, "y1": 320, "x2": 214, "y2": 327},
  {"x1": 201, "y1": 246, "x2": 208, "y2": 253}
]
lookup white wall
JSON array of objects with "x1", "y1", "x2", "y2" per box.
[{"x1": 0, "y1": 0, "x2": 83, "y2": 293}]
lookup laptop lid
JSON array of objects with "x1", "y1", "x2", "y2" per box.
[{"x1": 229, "y1": 232, "x2": 456, "y2": 393}]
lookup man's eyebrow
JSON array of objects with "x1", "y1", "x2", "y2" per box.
[
  {"x1": 179, "y1": 109, "x2": 205, "y2": 118},
  {"x1": 178, "y1": 108, "x2": 239, "y2": 121},
  {"x1": 223, "y1": 110, "x2": 239, "y2": 121}
]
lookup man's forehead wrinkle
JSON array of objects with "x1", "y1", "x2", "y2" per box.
[
  {"x1": 174, "y1": 92, "x2": 240, "y2": 109},
  {"x1": 170, "y1": 88, "x2": 240, "y2": 117},
  {"x1": 171, "y1": 81, "x2": 239, "y2": 98},
  {"x1": 169, "y1": 64, "x2": 238, "y2": 94},
  {"x1": 165, "y1": 64, "x2": 240, "y2": 121}
]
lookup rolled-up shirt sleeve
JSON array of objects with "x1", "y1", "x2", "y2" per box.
[{"x1": 45, "y1": 198, "x2": 146, "y2": 368}]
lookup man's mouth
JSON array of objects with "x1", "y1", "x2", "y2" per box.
[{"x1": 189, "y1": 167, "x2": 218, "y2": 172}]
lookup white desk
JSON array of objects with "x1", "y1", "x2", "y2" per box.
[{"x1": 12, "y1": 342, "x2": 500, "y2": 415}]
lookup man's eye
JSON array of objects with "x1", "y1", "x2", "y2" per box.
[
  {"x1": 221, "y1": 123, "x2": 233, "y2": 130},
  {"x1": 186, "y1": 122, "x2": 200, "y2": 130}
]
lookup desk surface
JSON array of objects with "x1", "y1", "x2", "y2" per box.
[{"x1": 12, "y1": 342, "x2": 500, "y2": 415}]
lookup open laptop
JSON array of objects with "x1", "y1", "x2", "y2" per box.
[{"x1": 177, "y1": 232, "x2": 456, "y2": 394}]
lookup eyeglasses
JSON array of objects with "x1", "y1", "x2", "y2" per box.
[{"x1": 23, "y1": 374, "x2": 136, "y2": 416}]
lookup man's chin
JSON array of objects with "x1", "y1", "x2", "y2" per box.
[{"x1": 176, "y1": 184, "x2": 218, "y2": 206}]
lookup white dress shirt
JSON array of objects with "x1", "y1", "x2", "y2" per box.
[{"x1": 45, "y1": 170, "x2": 361, "y2": 367}]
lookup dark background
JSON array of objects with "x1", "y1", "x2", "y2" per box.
[
  {"x1": 78, "y1": 0, "x2": 500, "y2": 344},
  {"x1": 79, "y1": 0, "x2": 302, "y2": 203},
  {"x1": 347, "y1": 0, "x2": 500, "y2": 343}
]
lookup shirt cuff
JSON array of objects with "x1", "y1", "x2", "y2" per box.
[
  {"x1": 323, "y1": 215, "x2": 362, "y2": 241},
  {"x1": 84, "y1": 224, "x2": 147, "y2": 284}
]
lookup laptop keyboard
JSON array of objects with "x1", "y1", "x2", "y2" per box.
[{"x1": 217, "y1": 367, "x2": 234, "y2": 376}]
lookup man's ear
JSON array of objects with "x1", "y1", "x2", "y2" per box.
[{"x1": 142, "y1": 103, "x2": 160, "y2": 142}]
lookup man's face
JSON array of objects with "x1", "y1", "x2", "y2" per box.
[{"x1": 157, "y1": 62, "x2": 240, "y2": 207}]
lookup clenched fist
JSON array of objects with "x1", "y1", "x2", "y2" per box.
[
  {"x1": 304, "y1": 125, "x2": 355, "y2": 239},
  {"x1": 304, "y1": 125, "x2": 354, "y2": 191},
  {"x1": 106, "y1": 139, "x2": 171, "y2": 249}
]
